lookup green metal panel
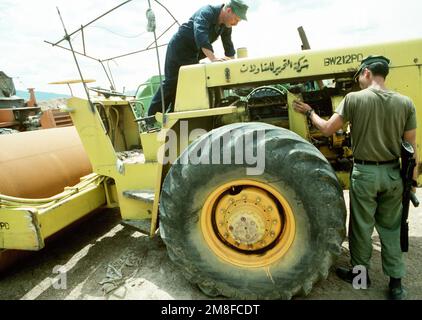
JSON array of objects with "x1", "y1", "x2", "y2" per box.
[{"x1": 134, "y1": 75, "x2": 162, "y2": 118}]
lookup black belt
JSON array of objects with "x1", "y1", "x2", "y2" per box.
[{"x1": 354, "y1": 159, "x2": 399, "y2": 166}]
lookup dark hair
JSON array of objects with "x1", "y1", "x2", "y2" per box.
[{"x1": 366, "y1": 62, "x2": 389, "y2": 79}]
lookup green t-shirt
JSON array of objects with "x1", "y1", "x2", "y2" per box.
[{"x1": 336, "y1": 87, "x2": 417, "y2": 161}]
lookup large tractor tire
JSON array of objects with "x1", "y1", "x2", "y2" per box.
[{"x1": 159, "y1": 123, "x2": 346, "y2": 299}]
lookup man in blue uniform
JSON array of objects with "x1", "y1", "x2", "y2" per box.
[{"x1": 148, "y1": 0, "x2": 249, "y2": 117}]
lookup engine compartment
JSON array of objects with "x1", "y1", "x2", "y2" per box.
[{"x1": 210, "y1": 77, "x2": 358, "y2": 172}]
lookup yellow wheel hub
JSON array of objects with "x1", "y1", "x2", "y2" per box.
[
  {"x1": 215, "y1": 188, "x2": 282, "y2": 251},
  {"x1": 201, "y1": 180, "x2": 296, "y2": 268}
]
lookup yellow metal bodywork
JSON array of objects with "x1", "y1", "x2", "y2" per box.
[
  {"x1": 174, "y1": 64, "x2": 209, "y2": 111},
  {"x1": 67, "y1": 97, "x2": 162, "y2": 224},
  {"x1": 287, "y1": 92, "x2": 310, "y2": 140},
  {"x1": 0, "y1": 174, "x2": 106, "y2": 250},
  {"x1": 201, "y1": 39, "x2": 422, "y2": 92}
]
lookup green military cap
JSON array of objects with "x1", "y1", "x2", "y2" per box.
[
  {"x1": 227, "y1": 0, "x2": 249, "y2": 21},
  {"x1": 353, "y1": 55, "x2": 391, "y2": 81}
]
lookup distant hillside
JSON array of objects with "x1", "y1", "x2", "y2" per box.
[{"x1": 16, "y1": 90, "x2": 70, "y2": 102}]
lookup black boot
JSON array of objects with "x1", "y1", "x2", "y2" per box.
[
  {"x1": 336, "y1": 267, "x2": 371, "y2": 288},
  {"x1": 389, "y1": 278, "x2": 407, "y2": 300}
]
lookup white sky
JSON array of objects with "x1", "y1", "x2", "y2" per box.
[{"x1": 1, "y1": 0, "x2": 422, "y2": 96}]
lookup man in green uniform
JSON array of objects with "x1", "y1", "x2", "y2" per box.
[{"x1": 293, "y1": 56, "x2": 418, "y2": 300}]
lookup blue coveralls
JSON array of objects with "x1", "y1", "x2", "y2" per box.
[{"x1": 148, "y1": 4, "x2": 236, "y2": 116}]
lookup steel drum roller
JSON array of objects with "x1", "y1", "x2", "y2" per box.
[{"x1": 0, "y1": 127, "x2": 92, "y2": 199}]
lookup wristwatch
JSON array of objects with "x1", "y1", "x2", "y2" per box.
[{"x1": 306, "y1": 109, "x2": 315, "y2": 119}]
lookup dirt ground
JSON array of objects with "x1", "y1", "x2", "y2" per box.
[{"x1": 0, "y1": 190, "x2": 421, "y2": 301}]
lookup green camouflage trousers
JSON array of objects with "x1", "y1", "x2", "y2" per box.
[{"x1": 349, "y1": 162, "x2": 405, "y2": 279}]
